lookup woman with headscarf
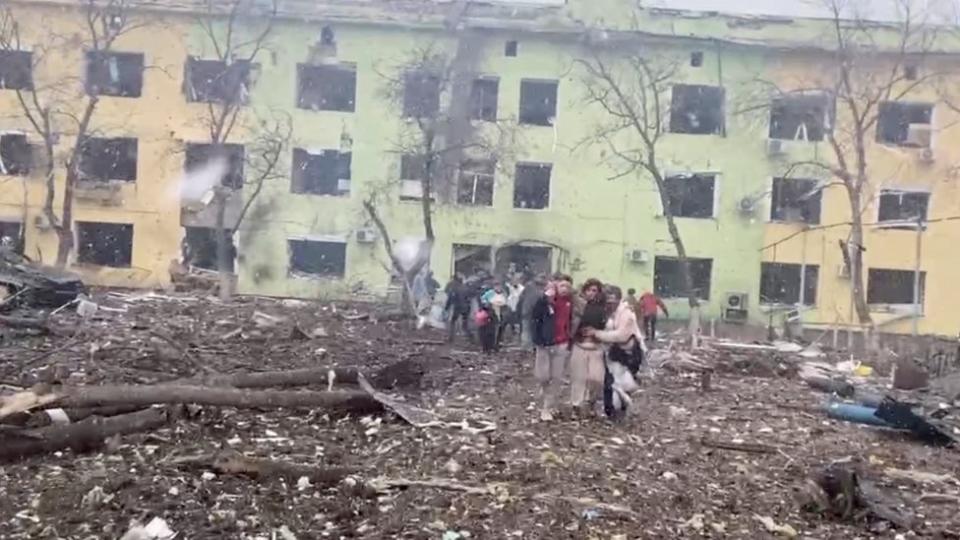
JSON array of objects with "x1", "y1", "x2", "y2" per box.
[{"x1": 585, "y1": 285, "x2": 647, "y2": 420}]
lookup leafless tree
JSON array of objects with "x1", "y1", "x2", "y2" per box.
[
  {"x1": 577, "y1": 37, "x2": 704, "y2": 345},
  {"x1": 365, "y1": 40, "x2": 518, "y2": 314},
  {"x1": 751, "y1": 0, "x2": 946, "y2": 346},
  {"x1": 189, "y1": 0, "x2": 285, "y2": 300},
  {"x1": 0, "y1": 0, "x2": 145, "y2": 267}
]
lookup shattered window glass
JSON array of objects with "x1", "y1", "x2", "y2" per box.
[
  {"x1": 770, "y1": 178, "x2": 821, "y2": 224},
  {"x1": 76, "y1": 221, "x2": 133, "y2": 267},
  {"x1": 185, "y1": 57, "x2": 251, "y2": 104},
  {"x1": 85, "y1": 51, "x2": 143, "y2": 98},
  {"x1": 0, "y1": 50, "x2": 32, "y2": 90},
  {"x1": 513, "y1": 163, "x2": 550, "y2": 209},
  {"x1": 670, "y1": 84, "x2": 724, "y2": 135},
  {"x1": 288, "y1": 239, "x2": 346, "y2": 277},
  {"x1": 457, "y1": 160, "x2": 495, "y2": 206},
  {"x1": 654, "y1": 256, "x2": 713, "y2": 300},
  {"x1": 185, "y1": 143, "x2": 245, "y2": 190},
  {"x1": 664, "y1": 174, "x2": 715, "y2": 218},
  {"x1": 760, "y1": 262, "x2": 819, "y2": 305},
  {"x1": 877, "y1": 101, "x2": 932, "y2": 146},
  {"x1": 78, "y1": 137, "x2": 138, "y2": 182},
  {"x1": 769, "y1": 93, "x2": 832, "y2": 141},
  {"x1": 470, "y1": 77, "x2": 499, "y2": 121},
  {"x1": 297, "y1": 63, "x2": 356, "y2": 112},
  {"x1": 0, "y1": 133, "x2": 31, "y2": 176},
  {"x1": 868, "y1": 268, "x2": 925, "y2": 305},
  {"x1": 402, "y1": 70, "x2": 440, "y2": 117},
  {"x1": 519, "y1": 79, "x2": 557, "y2": 126},
  {"x1": 291, "y1": 149, "x2": 351, "y2": 196}
]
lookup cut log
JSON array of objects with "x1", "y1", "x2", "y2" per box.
[
  {"x1": 0, "y1": 385, "x2": 383, "y2": 419},
  {"x1": 0, "y1": 406, "x2": 176, "y2": 463},
  {"x1": 211, "y1": 451, "x2": 358, "y2": 485}
]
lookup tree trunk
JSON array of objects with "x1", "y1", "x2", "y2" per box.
[
  {"x1": 0, "y1": 385, "x2": 383, "y2": 418},
  {"x1": 657, "y1": 180, "x2": 701, "y2": 346},
  {"x1": 209, "y1": 451, "x2": 358, "y2": 485},
  {"x1": 54, "y1": 169, "x2": 76, "y2": 268},
  {"x1": 846, "y1": 184, "x2": 875, "y2": 351},
  {"x1": 0, "y1": 406, "x2": 175, "y2": 463},
  {"x1": 199, "y1": 367, "x2": 361, "y2": 388},
  {"x1": 215, "y1": 197, "x2": 233, "y2": 301}
]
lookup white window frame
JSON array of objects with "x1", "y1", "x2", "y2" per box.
[
  {"x1": 875, "y1": 187, "x2": 931, "y2": 230},
  {"x1": 458, "y1": 166, "x2": 495, "y2": 207}
]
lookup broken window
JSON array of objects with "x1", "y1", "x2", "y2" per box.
[
  {"x1": 769, "y1": 93, "x2": 832, "y2": 142},
  {"x1": 663, "y1": 174, "x2": 715, "y2": 218},
  {"x1": 453, "y1": 243, "x2": 492, "y2": 276},
  {"x1": 770, "y1": 178, "x2": 822, "y2": 224},
  {"x1": 0, "y1": 50, "x2": 32, "y2": 90},
  {"x1": 670, "y1": 84, "x2": 724, "y2": 135},
  {"x1": 291, "y1": 149, "x2": 351, "y2": 196},
  {"x1": 760, "y1": 262, "x2": 819, "y2": 306},
  {"x1": 457, "y1": 160, "x2": 495, "y2": 206},
  {"x1": 182, "y1": 226, "x2": 234, "y2": 272},
  {"x1": 470, "y1": 77, "x2": 498, "y2": 122},
  {"x1": 654, "y1": 256, "x2": 713, "y2": 300},
  {"x1": 878, "y1": 189, "x2": 929, "y2": 227},
  {"x1": 402, "y1": 70, "x2": 440, "y2": 118},
  {"x1": 0, "y1": 221, "x2": 22, "y2": 254},
  {"x1": 398, "y1": 154, "x2": 434, "y2": 201},
  {"x1": 297, "y1": 63, "x2": 356, "y2": 112},
  {"x1": 185, "y1": 143, "x2": 244, "y2": 189},
  {"x1": 0, "y1": 133, "x2": 30, "y2": 176},
  {"x1": 876, "y1": 101, "x2": 932, "y2": 146},
  {"x1": 504, "y1": 41, "x2": 518, "y2": 57},
  {"x1": 519, "y1": 80, "x2": 557, "y2": 126},
  {"x1": 78, "y1": 137, "x2": 138, "y2": 182},
  {"x1": 867, "y1": 268, "x2": 925, "y2": 306},
  {"x1": 76, "y1": 221, "x2": 133, "y2": 267},
  {"x1": 513, "y1": 163, "x2": 550, "y2": 210},
  {"x1": 185, "y1": 57, "x2": 251, "y2": 104},
  {"x1": 85, "y1": 51, "x2": 143, "y2": 98},
  {"x1": 288, "y1": 239, "x2": 346, "y2": 277},
  {"x1": 690, "y1": 51, "x2": 704, "y2": 67}
]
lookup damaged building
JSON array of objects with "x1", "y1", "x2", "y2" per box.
[{"x1": 0, "y1": 0, "x2": 957, "y2": 337}]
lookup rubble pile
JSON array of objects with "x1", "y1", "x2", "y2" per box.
[{"x1": 0, "y1": 292, "x2": 958, "y2": 538}]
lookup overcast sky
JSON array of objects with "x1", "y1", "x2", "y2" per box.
[{"x1": 644, "y1": 0, "x2": 957, "y2": 23}]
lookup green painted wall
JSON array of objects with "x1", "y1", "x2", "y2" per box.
[{"x1": 191, "y1": 16, "x2": 778, "y2": 322}]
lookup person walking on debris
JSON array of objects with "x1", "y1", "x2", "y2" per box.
[
  {"x1": 585, "y1": 285, "x2": 646, "y2": 420},
  {"x1": 638, "y1": 290, "x2": 669, "y2": 343},
  {"x1": 518, "y1": 274, "x2": 544, "y2": 349},
  {"x1": 445, "y1": 274, "x2": 473, "y2": 344},
  {"x1": 481, "y1": 280, "x2": 507, "y2": 350},
  {"x1": 569, "y1": 278, "x2": 607, "y2": 417},
  {"x1": 530, "y1": 275, "x2": 575, "y2": 422},
  {"x1": 502, "y1": 274, "x2": 524, "y2": 344}
]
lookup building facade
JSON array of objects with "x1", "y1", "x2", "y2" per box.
[{"x1": 0, "y1": 0, "x2": 957, "y2": 337}]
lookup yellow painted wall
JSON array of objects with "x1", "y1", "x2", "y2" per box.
[
  {"x1": 760, "y1": 52, "x2": 960, "y2": 337},
  {"x1": 0, "y1": 3, "x2": 198, "y2": 289}
]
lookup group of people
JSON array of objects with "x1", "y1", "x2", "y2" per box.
[{"x1": 443, "y1": 270, "x2": 671, "y2": 422}]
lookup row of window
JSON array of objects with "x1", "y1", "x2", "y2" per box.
[
  {"x1": 0, "y1": 49, "x2": 935, "y2": 145},
  {"x1": 0, "y1": 218, "x2": 920, "y2": 309}
]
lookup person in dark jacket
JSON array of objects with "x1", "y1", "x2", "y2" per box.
[
  {"x1": 445, "y1": 274, "x2": 473, "y2": 344},
  {"x1": 569, "y1": 278, "x2": 607, "y2": 414},
  {"x1": 530, "y1": 274, "x2": 574, "y2": 422},
  {"x1": 518, "y1": 274, "x2": 544, "y2": 349}
]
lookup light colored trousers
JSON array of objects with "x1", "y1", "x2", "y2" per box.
[
  {"x1": 534, "y1": 345, "x2": 569, "y2": 413},
  {"x1": 569, "y1": 344, "x2": 605, "y2": 408}
]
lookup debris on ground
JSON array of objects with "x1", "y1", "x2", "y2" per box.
[{"x1": 1, "y1": 292, "x2": 958, "y2": 537}]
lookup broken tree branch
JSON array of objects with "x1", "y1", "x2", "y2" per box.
[
  {"x1": 0, "y1": 406, "x2": 178, "y2": 463},
  {"x1": 700, "y1": 437, "x2": 779, "y2": 454}
]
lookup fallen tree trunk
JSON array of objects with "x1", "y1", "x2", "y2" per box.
[
  {"x1": 212, "y1": 451, "x2": 358, "y2": 485},
  {"x1": 0, "y1": 406, "x2": 176, "y2": 463},
  {"x1": 0, "y1": 314, "x2": 49, "y2": 332},
  {"x1": 0, "y1": 385, "x2": 383, "y2": 419},
  {"x1": 202, "y1": 367, "x2": 360, "y2": 388},
  {"x1": 26, "y1": 405, "x2": 146, "y2": 428}
]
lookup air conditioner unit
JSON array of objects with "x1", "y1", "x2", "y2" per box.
[
  {"x1": 399, "y1": 180, "x2": 423, "y2": 199},
  {"x1": 919, "y1": 147, "x2": 935, "y2": 164},
  {"x1": 33, "y1": 214, "x2": 51, "y2": 231},
  {"x1": 738, "y1": 197, "x2": 757, "y2": 215},
  {"x1": 356, "y1": 228, "x2": 377, "y2": 243},
  {"x1": 837, "y1": 263, "x2": 851, "y2": 279},
  {"x1": 905, "y1": 123, "x2": 932, "y2": 148},
  {"x1": 723, "y1": 292, "x2": 749, "y2": 323},
  {"x1": 766, "y1": 139, "x2": 786, "y2": 157},
  {"x1": 627, "y1": 249, "x2": 650, "y2": 264}
]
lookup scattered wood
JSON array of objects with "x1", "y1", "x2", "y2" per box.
[
  {"x1": 0, "y1": 384, "x2": 383, "y2": 419},
  {"x1": 0, "y1": 314, "x2": 49, "y2": 332},
  {"x1": 700, "y1": 437, "x2": 779, "y2": 454},
  {"x1": 412, "y1": 340, "x2": 445, "y2": 346},
  {"x1": 26, "y1": 405, "x2": 146, "y2": 428},
  {"x1": 0, "y1": 406, "x2": 178, "y2": 463}
]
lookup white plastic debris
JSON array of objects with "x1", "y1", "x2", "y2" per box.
[
  {"x1": 76, "y1": 296, "x2": 99, "y2": 318},
  {"x1": 275, "y1": 525, "x2": 297, "y2": 540},
  {"x1": 201, "y1": 471, "x2": 216, "y2": 481},
  {"x1": 297, "y1": 476, "x2": 312, "y2": 491},
  {"x1": 120, "y1": 517, "x2": 176, "y2": 540}
]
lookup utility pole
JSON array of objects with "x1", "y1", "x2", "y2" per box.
[{"x1": 912, "y1": 214, "x2": 923, "y2": 336}]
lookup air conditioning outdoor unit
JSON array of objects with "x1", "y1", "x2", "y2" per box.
[
  {"x1": 33, "y1": 214, "x2": 51, "y2": 231},
  {"x1": 723, "y1": 292, "x2": 749, "y2": 323},
  {"x1": 837, "y1": 263, "x2": 851, "y2": 279},
  {"x1": 905, "y1": 123, "x2": 932, "y2": 148},
  {"x1": 919, "y1": 147, "x2": 935, "y2": 164},
  {"x1": 627, "y1": 249, "x2": 650, "y2": 264},
  {"x1": 399, "y1": 180, "x2": 423, "y2": 199},
  {"x1": 766, "y1": 139, "x2": 786, "y2": 157},
  {"x1": 738, "y1": 197, "x2": 757, "y2": 215},
  {"x1": 356, "y1": 228, "x2": 377, "y2": 243}
]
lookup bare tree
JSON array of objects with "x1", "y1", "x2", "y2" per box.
[
  {"x1": 753, "y1": 0, "x2": 944, "y2": 346},
  {"x1": 577, "y1": 38, "x2": 704, "y2": 345},
  {"x1": 365, "y1": 40, "x2": 517, "y2": 314},
  {"x1": 0, "y1": 0, "x2": 144, "y2": 267},
  {"x1": 188, "y1": 0, "x2": 285, "y2": 300}
]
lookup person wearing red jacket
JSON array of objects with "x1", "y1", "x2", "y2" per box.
[{"x1": 637, "y1": 291, "x2": 669, "y2": 343}]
